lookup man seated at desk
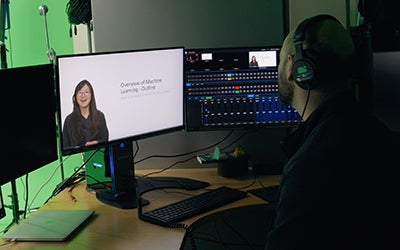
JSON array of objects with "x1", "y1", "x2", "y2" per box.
[{"x1": 262, "y1": 14, "x2": 399, "y2": 250}]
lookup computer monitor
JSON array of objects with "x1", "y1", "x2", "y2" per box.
[
  {"x1": 184, "y1": 46, "x2": 301, "y2": 131},
  {"x1": 372, "y1": 50, "x2": 400, "y2": 132},
  {"x1": 0, "y1": 63, "x2": 58, "y2": 186},
  {"x1": 55, "y1": 47, "x2": 189, "y2": 209}
]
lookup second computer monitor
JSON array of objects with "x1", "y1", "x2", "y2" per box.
[{"x1": 184, "y1": 46, "x2": 301, "y2": 131}]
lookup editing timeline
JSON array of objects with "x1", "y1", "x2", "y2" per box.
[{"x1": 185, "y1": 47, "x2": 301, "y2": 129}]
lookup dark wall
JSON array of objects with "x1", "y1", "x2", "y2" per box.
[{"x1": 358, "y1": 0, "x2": 400, "y2": 51}]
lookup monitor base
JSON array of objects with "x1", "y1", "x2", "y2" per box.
[{"x1": 95, "y1": 189, "x2": 149, "y2": 209}]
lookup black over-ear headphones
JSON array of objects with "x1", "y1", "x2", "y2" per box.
[{"x1": 292, "y1": 14, "x2": 341, "y2": 90}]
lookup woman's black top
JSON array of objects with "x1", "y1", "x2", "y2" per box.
[{"x1": 62, "y1": 110, "x2": 109, "y2": 150}]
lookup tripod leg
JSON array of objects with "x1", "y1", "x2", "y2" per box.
[{"x1": 3, "y1": 179, "x2": 20, "y2": 233}]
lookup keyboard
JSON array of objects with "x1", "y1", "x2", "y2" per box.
[{"x1": 139, "y1": 186, "x2": 247, "y2": 227}]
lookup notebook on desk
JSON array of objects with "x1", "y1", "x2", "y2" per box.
[{"x1": 2, "y1": 209, "x2": 95, "y2": 242}]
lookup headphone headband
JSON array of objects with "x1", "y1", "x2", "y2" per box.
[
  {"x1": 294, "y1": 14, "x2": 340, "y2": 44},
  {"x1": 292, "y1": 14, "x2": 341, "y2": 90}
]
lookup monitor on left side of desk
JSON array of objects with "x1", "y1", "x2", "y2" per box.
[
  {"x1": 1, "y1": 64, "x2": 58, "y2": 187},
  {"x1": 0, "y1": 63, "x2": 59, "y2": 195}
]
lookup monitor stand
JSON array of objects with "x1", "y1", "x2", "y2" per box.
[
  {"x1": 94, "y1": 142, "x2": 210, "y2": 209},
  {"x1": 95, "y1": 188, "x2": 148, "y2": 209}
]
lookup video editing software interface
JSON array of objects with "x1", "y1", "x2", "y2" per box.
[{"x1": 184, "y1": 46, "x2": 301, "y2": 130}]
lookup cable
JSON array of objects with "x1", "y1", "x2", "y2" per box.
[
  {"x1": 138, "y1": 155, "x2": 197, "y2": 179},
  {"x1": 295, "y1": 89, "x2": 311, "y2": 128},
  {"x1": 68, "y1": 176, "x2": 85, "y2": 202},
  {"x1": 65, "y1": 0, "x2": 92, "y2": 25},
  {"x1": 134, "y1": 130, "x2": 234, "y2": 165},
  {"x1": 23, "y1": 174, "x2": 28, "y2": 219},
  {"x1": 219, "y1": 129, "x2": 260, "y2": 152},
  {"x1": 136, "y1": 129, "x2": 260, "y2": 179},
  {"x1": 44, "y1": 148, "x2": 100, "y2": 204},
  {"x1": 133, "y1": 140, "x2": 139, "y2": 158},
  {"x1": 65, "y1": 0, "x2": 92, "y2": 37},
  {"x1": 27, "y1": 155, "x2": 70, "y2": 212}
]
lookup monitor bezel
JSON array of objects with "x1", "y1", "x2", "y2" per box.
[
  {"x1": 55, "y1": 46, "x2": 186, "y2": 156},
  {"x1": 1, "y1": 63, "x2": 58, "y2": 186}
]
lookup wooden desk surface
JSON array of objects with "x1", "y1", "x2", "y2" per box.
[{"x1": 0, "y1": 168, "x2": 280, "y2": 250}]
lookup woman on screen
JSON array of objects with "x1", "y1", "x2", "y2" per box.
[
  {"x1": 62, "y1": 79, "x2": 109, "y2": 149},
  {"x1": 249, "y1": 55, "x2": 259, "y2": 67}
]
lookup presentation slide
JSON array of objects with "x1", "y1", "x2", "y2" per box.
[{"x1": 57, "y1": 48, "x2": 184, "y2": 142}]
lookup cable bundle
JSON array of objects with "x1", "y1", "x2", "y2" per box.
[{"x1": 65, "y1": 0, "x2": 92, "y2": 25}]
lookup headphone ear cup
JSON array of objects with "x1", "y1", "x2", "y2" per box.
[
  {"x1": 292, "y1": 14, "x2": 340, "y2": 90},
  {"x1": 292, "y1": 56, "x2": 315, "y2": 90}
]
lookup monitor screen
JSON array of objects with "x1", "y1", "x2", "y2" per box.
[
  {"x1": 1, "y1": 63, "x2": 58, "y2": 186},
  {"x1": 56, "y1": 47, "x2": 185, "y2": 156},
  {"x1": 184, "y1": 46, "x2": 301, "y2": 131},
  {"x1": 55, "y1": 47, "x2": 185, "y2": 209},
  {"x1": 372, "y1": 50, "x2": 400, "y2": 132}
]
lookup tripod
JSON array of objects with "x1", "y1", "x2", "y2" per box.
[
  {"x1": 0, "y1": 0, "x2": 22, "y2": 232},
  {"x1": 3, "y1": 180, "x2": 23, "y2": 233},
  {"x1": 38, "y1": 5, "x2": 66, "y2": 183},
  {"x1": 0, "y1": 0, "x2": 9, "y2": 69}
]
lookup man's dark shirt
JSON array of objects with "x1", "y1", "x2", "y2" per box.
[{"x1": 265, "y1": 90, "x2": 399, "y2": 250}]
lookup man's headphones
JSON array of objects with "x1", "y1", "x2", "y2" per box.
[{"x1": 292, "y1": 14, "x2": 341, "y2": 90}]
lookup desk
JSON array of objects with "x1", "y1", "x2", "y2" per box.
[{"x1": 1, "y1": 168, "x2": 280, "y2": 250}]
